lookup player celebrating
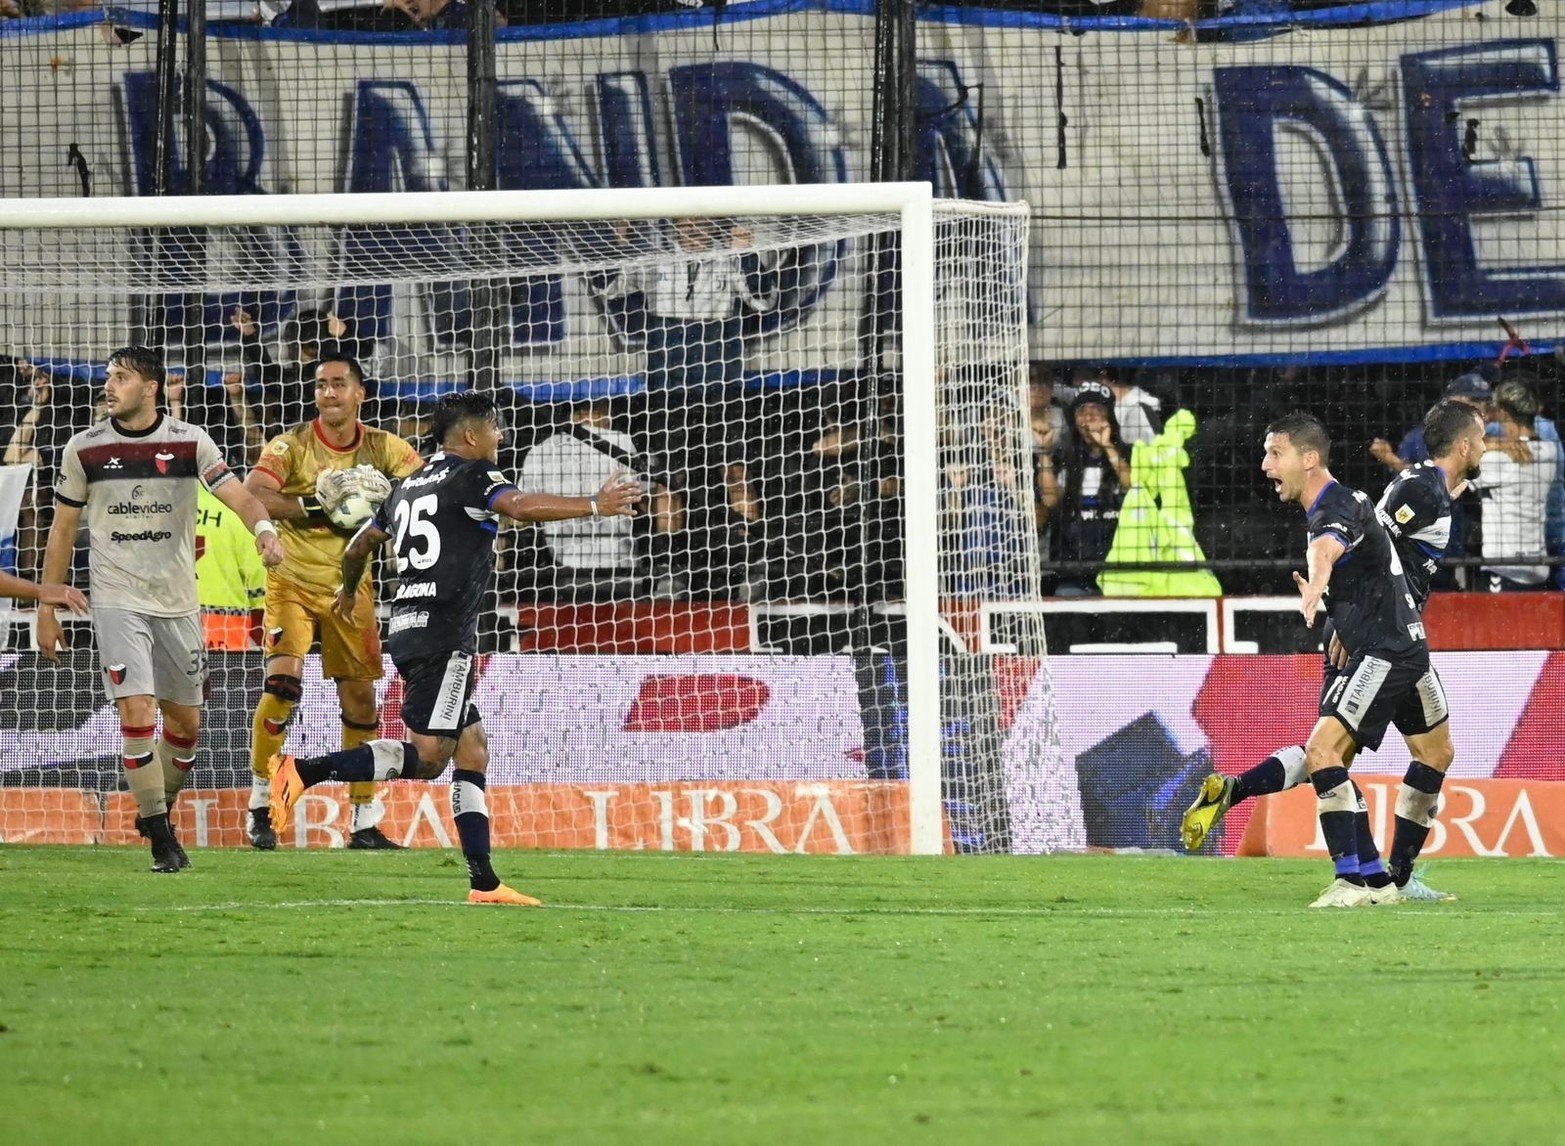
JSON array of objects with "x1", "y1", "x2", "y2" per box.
[
  {"x1": 37, "y1": 346, "x2": 284, "y2": 872},
  {"x1": 268, "y1": 391, "x2": 642, "y2": 904},
  {"x1": 1218, "y1": 412, "x2": 1433, "y2": 907},
  {"x1": 242, "y1": 353, "x2": 423, "y2": 850},
  {"x1": 1182, "y1": 401, "x2": 1484, "y2": 902}
]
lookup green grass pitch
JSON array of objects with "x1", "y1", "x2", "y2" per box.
[{"x1": 1, "y1": 849, "x2": 1560, "y2": 1145}]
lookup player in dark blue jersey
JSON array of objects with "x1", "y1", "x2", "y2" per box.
[
  {"x1": 267, "y1": 392, "x2": 643, "y2": 905},
  {"x1": 1183, "y1": 412, "x2": 1440, "y2": 907},
  {"x1": 1182, "y1": 403, "x2": 1486, "y2": 901}
]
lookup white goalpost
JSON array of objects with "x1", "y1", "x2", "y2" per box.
[{"x1": 0, "y1": 183, "x2": 1073, "y2": 856}]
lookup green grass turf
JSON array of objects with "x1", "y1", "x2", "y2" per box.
[{"x1": 0, "y1": 850, "x2": 1560, "y2": 1146}]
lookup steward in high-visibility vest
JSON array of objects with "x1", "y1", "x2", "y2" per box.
[
  {"x1": 1099, "y1": 409, "x2": 1223, "y2": 598},
  {"x1": 195, "y1": 483, "x2": 267, "y2": 650}
]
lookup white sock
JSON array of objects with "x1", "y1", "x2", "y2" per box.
[
  {"x1": 370, "y1": 739, "x2": 414, "y2": 781},
  {"x1": 1277, "y1": 744, "x2": 1309, "y2": 790},
  {"x1": 249, "y1": 773, "x2": 271, "y2": 810},
  {"x1": 452, "y1": 778, "x2": 488, "y2": 819},
  {"x1": 349, "y1": 798, "x2": 385, "y2": 834}
]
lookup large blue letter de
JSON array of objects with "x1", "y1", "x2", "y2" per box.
[
  {"x1": 1403, "y1": 41, "x2": 1565, "y2": 318},
  {"x1": 1214, "y1": 66, "x2": 1400, "y2": 324}
]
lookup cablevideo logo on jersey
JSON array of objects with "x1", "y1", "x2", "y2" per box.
[{"x1": 107, "y1": 501, "x2": 174, "y2": 516}]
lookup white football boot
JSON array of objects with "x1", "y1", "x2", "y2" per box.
[
  {"x1": 1364, "y1": 882, "x2": 1405, "y2": 906},
  {"x1": 1310, "y1": 878, "x2": 1374, "y2": 908}
]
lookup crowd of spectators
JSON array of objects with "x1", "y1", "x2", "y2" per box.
[
  {"x1": 9, "y1": 290, "x2": 1565, "y2": 613},
  {"x1": 9, "y1": 336, "x2": 1565, "y2": 611},
  {"x1": 1027, "y1": 357, "x2": 1565, "y2": 597}
]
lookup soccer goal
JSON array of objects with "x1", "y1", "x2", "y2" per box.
[{"x1": 0, "y1": 183, "x2": 1075, "y2": 856}]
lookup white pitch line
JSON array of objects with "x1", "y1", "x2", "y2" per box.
[{"x1": 106, "y1": 899, "x2": 1565, "y2": 919}]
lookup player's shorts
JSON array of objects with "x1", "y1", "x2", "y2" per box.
[
  {"x1": 394, "y1": 649, "x2": 482, "y2": 738},
  {"x1": 92, "y1": 607, "x2": 205, "y2": 706},
  {"x1": 1320, "y1": 655, "x2": 1448, "y2": 752},
  {"x1": 263, "y1": 576, "x2": 382, "y2": 681}
]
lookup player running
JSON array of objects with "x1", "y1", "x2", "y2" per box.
[
  {"x1": 1182, "y1": 402, "x2": 1484, "y2": 903},
  {"x1": 37, "y1": 346, "x2": 285, "y2": 872},
  {"x1": 1192, "y1": 413, "x2": 1435, "y2": 907},
  {"x1": 242, "y1": 354, "x2": 423, "y2": 850},
  {"x1": 267, "y1": 391, "x2": 642, "y2": 904}
]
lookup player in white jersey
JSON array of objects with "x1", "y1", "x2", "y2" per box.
[{"x1": 37, "y1": 346, "x2": 285, "y2": 872}]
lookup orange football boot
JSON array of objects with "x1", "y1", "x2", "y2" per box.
[
  {"x1": 467, "y1": 884, "x2": 542, "y2": 907},
  {"x1": 267, "y1": 754, "x2": 304, "y2": 836}
]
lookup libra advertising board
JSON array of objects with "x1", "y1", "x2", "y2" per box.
[{"x1": 1, "y1": 650, "x2": 1561, "y2": 856}]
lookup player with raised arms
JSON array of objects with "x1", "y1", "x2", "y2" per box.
[
  {"x1": 266, "y1": 390, "x2": 643, "y2": 903},
  {"x1": 1182, "y1": 402, "x2": 1484, "y2": 902},
  {"x1": 37, "y1": 346, "x2": 285, "y2": 872},
  {"x1": 241, "y1": 353, "x2": 423, "y2": 850}
]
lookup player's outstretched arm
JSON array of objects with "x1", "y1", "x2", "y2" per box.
[
  {"x1": 243, "y1": 467, "x2": 314, "y2": 523},
  {"x1": 212, "y1": 479, "x2": 285, "y2": 568},
  {"x1": 1293, "y1": 533, "x2": 1346, "y2": 626},
  {"x1": 492, "y1": 472, "x2": 644, "y2": 524},
  {"x1": 36, "y1": 500, "x2": 85, "y2": 661},
  {"x1": 334, "y1": 520, "x2": 391, "y2": 620},
  {"x1": 0, "y1": 569, "x2": 87, "y2": 612}
]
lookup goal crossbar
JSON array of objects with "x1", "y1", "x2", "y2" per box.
[{"x1": 0, "y1": 183, "x2": 939, "y2": 230}]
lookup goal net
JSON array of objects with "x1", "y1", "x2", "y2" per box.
[{"x1": 0, "y1": 184, "x2": 1076, "y2": 855}]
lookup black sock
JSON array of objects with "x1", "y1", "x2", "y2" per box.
[
  {"x1": 1351, "y1": 781, "x2": 1392, "y2": 887},
  {"x1": 1389, "y1": 761, "x2": 1445, "y2": 886},
  {"x1": 451, "y1": 769, "x2": 499, "y2": 892},
  {"x1": 1232, "y1": 756, "x2": 1283, "y2": 803},
  {"x1": 1311, "y1": 766, "x2": 1362, "y2": 884},
  {"x1": 296, "y1": 745, "x2": 375, "y2": 787}
]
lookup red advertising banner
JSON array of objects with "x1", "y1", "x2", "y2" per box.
[{"x1": 78, "y1": 780, "x2": 923, "y2": 854}]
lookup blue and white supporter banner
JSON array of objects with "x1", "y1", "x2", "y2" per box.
[{"x1": 1, "y1": 0, "x2": 1559, "y2": 364}]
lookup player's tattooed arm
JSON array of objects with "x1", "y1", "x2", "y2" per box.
[
  {"x1": 1293, "y1": 533, "x2": 1346, "y2": 626},
  {"x1": 334, "y1": 520, "x2": 391, "y2": 620}
]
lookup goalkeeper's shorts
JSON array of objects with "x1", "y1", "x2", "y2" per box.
[{"x1": 262, "y1": 578, "x2": 383, "y2": 681}]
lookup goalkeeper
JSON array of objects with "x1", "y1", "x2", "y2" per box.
[{"x1": 241, "y1": 354, "x2": 423, "y2": 850}]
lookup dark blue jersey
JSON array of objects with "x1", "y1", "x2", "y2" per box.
[
  {"x1": 1306, "y1": 480, "x2": 1427, "y2": 662},
  {"x1": 1376, "y1": 461, "x2": 1453, "y2": 614},
  {"x1": 373, "y1": 451, "x2": 518, "y2": 661}
]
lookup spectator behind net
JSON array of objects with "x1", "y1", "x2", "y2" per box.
[
  {"x1": 1470, "y1": 375, "x2": 1559, "y2": 592},
  {"x1": 594, "y1": 218, "x2": 777, "y2": 595},
  {"x1": 230, "y1": 305, "x2": 367, "y2": 440},
  {"x1": 1070, "y1": 362, "x2": 1160, "y2": 445},
  {"x1": 519, "y1": 401, "x2": 644, "y2": 599},
  {"x1": 1039, "y1": 381, "x2": 1133, "y2": 597},
  {"x1": 383, "y1": 0, "x2": 506, "y2": 28},
  {"x1": 4, "y1": 363, "x2": 102, "y2": 580}
]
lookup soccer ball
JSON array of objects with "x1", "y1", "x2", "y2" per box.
[
  {"x1": 325, "y1": 486, "x2": 379, "y2": 532},
  {"x1": 318, "y1": 465, "x2": 392, "y2": 532}
]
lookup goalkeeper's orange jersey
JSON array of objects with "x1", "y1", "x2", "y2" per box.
[{"x1": 254, "y1": 419, "x2": 423, "y2": 595}]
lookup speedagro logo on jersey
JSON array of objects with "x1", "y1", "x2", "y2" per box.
[{"x1": 109, "y1": 529, "x2": 173, "y2": 543}]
